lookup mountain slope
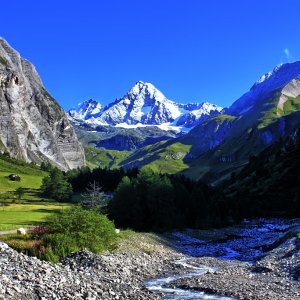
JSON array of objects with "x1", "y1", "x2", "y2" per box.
[
  {"x1": 0, "y1": 37, "x2": 85, "y2": 170},
  {"x1": 68, "y1": 81, "x2": 222, "y2": 152},
  {"x1": 222, "y1": 132, "x2": 300, "y2": 216},
  {"x1": 228, "y1": 62, "x2": 300, "y2": 116},
  {"x1": 115, "y1": 62, "x2": 300, "y2": 183}
]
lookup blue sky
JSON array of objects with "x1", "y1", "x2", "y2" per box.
[{"x1": 1, "y1": 0, "x2": 300, "y2": 109}]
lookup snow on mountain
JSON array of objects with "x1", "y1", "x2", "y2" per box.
[
  {"x1": 176, "y1": 102, "x2": 223, "y2": 128},
  {"x1": 69, "y1": 99, "x2": 102, "y2": 120},
  {"x1": 68, "y1": 81, "x2": 222, "y2": 132},
  {"x1": 228, "y1": 61, "x2": 300, "y2": 116}
]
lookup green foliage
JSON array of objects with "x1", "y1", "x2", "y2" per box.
[
  {"x1": 40, "y1": 161, "x2": 54, "y2": 172},
  {"x1": 41, "y1": 168, "x2": 73, "y2": 201},
  {"x1": 109, "y1": 169, "x2": 232, "y2": 231},
  {"x1": 283, "y1": 95, "x2": 300, "y2": 115},
  {"x1": 84, "y1": 147, "x2": 131, "y2": 169},
  {"x1": 222, "y1": 133, "x2": 300, "y2": 217},
  {"x1": 39, "y1": 206, "x2": 117, "y2": 262},
  {"x1": 15, "y1": 187, "x2": 25, "y2": 200}
]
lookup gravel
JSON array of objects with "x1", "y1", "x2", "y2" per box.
[
  {"x1": 0, "y1": 240, "x2": 183, "y2": 300},
  {"x1": 1, "y1": 219, "x2": 300, "y2": 300}
]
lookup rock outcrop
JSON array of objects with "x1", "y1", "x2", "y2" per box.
[{"x1": 0, "y1": 37, "x2": 85, "y2": 170}]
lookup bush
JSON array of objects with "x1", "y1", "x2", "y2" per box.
[{"x1": 37, "y1": 206, "x2": 117, "y2": 262}]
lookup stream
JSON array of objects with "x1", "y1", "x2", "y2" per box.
[
  {"x1": 144, "y1": 219, "x2": 293, "y2": 299},
  {"x1": 145, "y1": 258, "x2": 234, "y2": 299}
]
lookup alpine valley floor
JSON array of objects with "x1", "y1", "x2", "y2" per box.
[{"x1": 0, "y1": 219, "x2": 300, "y2": 299}]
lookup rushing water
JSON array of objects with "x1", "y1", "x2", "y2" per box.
[
  {"x1": 145, "y1": 219, "x2": 292, "y2": 299},
  {"x1": 145, "y1": 258, "x2": 234, "y2": 299}
]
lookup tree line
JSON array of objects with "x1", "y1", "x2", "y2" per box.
[{"x1": 40, "y1": 130, "x2": 300, "y2": 231}]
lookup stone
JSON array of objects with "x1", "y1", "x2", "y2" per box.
[{"x1": 17, "y1": 228, "x2": 27, "y2": 235}]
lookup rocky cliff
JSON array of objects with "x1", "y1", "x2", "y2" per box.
[{"x1": 0, "y1": 38, "x2": 85, "y2": 170}]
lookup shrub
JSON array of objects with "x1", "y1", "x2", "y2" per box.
[{"x1": 38, "y1": 206, "x2": 117, "y2": 262}]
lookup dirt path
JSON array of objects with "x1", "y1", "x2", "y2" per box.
[{"x1": 0, "y1": 228, "x2": 28, "y2": 235}]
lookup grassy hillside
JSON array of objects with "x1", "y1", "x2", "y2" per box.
[
  {"x1": 0, "y1": 155, "x2": 46, "y2": 194},
  {"x1": 0, "y1": 202, "x2": 71, "y2": 230},
  {"x1": 221, "y1": 133, "x2": 300, "y2": 216},
  {"x1": 84, "y1": 147, "x2": 132, "y2": 169},
  {"x1": 120, "y1": 140, "x2": 192, "y2": 173},
  {"x1": 0, "y1": 155, "x2": 71, "y2": 230}
]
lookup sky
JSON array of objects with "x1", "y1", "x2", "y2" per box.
[{"x1": 1, "y1": 0, "x2": 300, "y2": 110}]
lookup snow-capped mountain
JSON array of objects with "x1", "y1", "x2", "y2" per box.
[
  {"x1": 228, "y1": 61, "x2": 300, "y2": 116},
  {"x1": 69, "y1": 99, "x2": 102, "y2": 120},
  {"x1": 68, "y1": 81, "x2": 222, "y2": 131}
]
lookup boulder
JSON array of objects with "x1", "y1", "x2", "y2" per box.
[{"x1": 17, "y1": 228, "x2": 27, "y2": 235}]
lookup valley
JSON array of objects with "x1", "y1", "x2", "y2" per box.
[
  {"x1": 68, "y1": 62, "x2": 300, "y2": 185},
  {"x1": 1, "y1": 219, "x2": 300, "y2": 299},
  {"x1": 0, "y1": 14, "x2": 300, "y2": 299}
]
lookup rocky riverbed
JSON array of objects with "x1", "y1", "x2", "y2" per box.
[
  {"x1": 0, "y1": 219, "x2": 300, "y2": 299},
  {"x1": 0, "y1": 234, "x2": 185, "y2": 299},
  {"x1": 165, "y1": 219, "x2": 300, "y2": 300}
]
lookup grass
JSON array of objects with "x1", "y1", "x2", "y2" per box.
[
  {"x1": 0, "y1": 233, "x2": 35, "y2": 253},
  {"x1": 0, "y1": 172, "x2": 44, "y2": 192},
  {"x1": 0, "y1": 202, "x2": 72, "y2": 230},
  {"x1": 0, "y1": 156, "x2": 71, "y2": 231},
  {"x1": 84, "y1": 147, "x2": 132, "y2": 169},
  {"x1": 258, "y1": 93, "x2": 300, "y2": 129},
  {"x1": 145, "y1": 142, "x2": 192, "y2": 173},
  {"x1": 122, "y1": 140, "x2": 192, "y2": 174},
  {"x1": 283, "y1": 95, "x2": 300, "y2": 115}
]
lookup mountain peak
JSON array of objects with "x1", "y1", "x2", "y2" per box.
[
  {"x1": 68, "y1": 82, "x2": 222, "y2": 129},
  {"x1": 69, "y1": 99, "x2": 102, "y2": 120},
  {"x1": 127, "y1": 81, "x2": 167, "y2": 104},
  {"x1": 254, "y1": 64, "x2": 283, "y2": 86},
  {"x1": 229, "y1": 61, "x2": 300, "y2": 116}
]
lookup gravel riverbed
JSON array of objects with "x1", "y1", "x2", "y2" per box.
[
  {"x1": 0, "y1": 219, "x2": 300, "y2": 299},
  {"x1": 0, "y1": 237, "x2": 184, "y2": 300}
]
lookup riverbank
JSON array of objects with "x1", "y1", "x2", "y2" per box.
[
  {"x1": 0, "y1": 233, "x2": 185, "y2": 299},
  {"x1": 0, "y1": 219, "x2": 300, "y2": 299},
  {"x1": 167, "y1": 219, "x2": 300, "y2": 300}
]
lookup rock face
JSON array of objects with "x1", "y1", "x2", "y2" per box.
[
  {"x1": 0, "y1": 38, "x2": 85, "y2": 170},
  {"x1": 75, "y1": 123, "x2": 177, "y2": 151}
]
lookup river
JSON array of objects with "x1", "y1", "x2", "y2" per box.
[{"x1": 144, "y1": 218, "x2": 293, "y2": 299}]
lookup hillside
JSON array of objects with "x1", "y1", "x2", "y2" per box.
[
  {"x1": 221, "y1": 131, "x2": 300, "y2": 217},
  {"x1": 106, "y1": 62, "x2": 300, "y2": 183}
]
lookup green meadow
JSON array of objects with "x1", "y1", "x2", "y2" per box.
[{"x1": 0, "y1": 157, "x2": 70, "y2": 230}]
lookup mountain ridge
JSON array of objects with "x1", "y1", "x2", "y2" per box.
[{"x1": 68, "y1": 81, "x2": 223, "y2": 131}]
